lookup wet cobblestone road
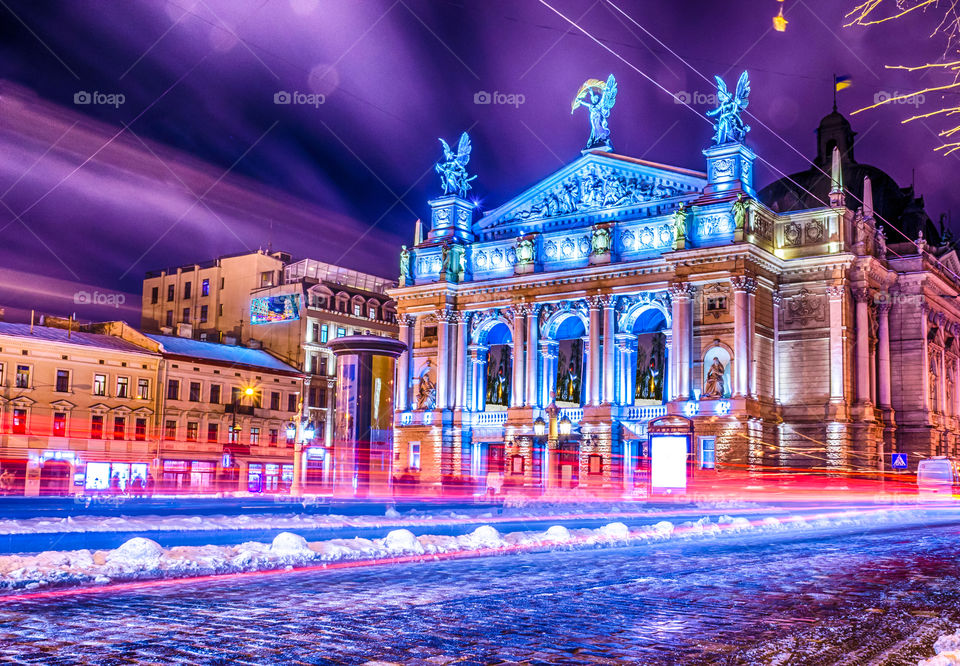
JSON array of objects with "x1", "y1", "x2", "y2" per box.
[{"x1": 1, "y1": 520, "x2": 959, "y2": 664}]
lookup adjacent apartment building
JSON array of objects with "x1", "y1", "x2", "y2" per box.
[{"x1": 140, "y1": 251, "x2": 399, "y2": 452}]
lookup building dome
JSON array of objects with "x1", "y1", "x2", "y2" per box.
[{"x1": 758, "y1": 107, "x2": 939, "y2": 245}]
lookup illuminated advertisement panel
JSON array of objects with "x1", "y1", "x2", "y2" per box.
[
  {"x1": 650, "y1": 434, "x2": 688, "y2": 493},
  {"x1": 250, "y1": 294, "x2": 301, "y2": 324}
]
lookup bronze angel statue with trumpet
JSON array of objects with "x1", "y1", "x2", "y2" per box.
[
  {"x1": 571, "y1": 74, "x2": 617, "y2": 150},
  {"x1": 706, "y1": 71, "x2": 751, "y2": 145}
]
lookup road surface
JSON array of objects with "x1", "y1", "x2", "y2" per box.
[{"x1": 1, "y1": 518, "x2": 959, "y2": 664}]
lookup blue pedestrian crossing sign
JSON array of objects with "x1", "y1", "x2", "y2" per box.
[{"x1": 891, "y1": 453, "x2": 908, "y2": 469}]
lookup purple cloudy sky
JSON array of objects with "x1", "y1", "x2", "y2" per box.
[{"x1": 0, "y1": 0, "x2": 955, "y2": 324}]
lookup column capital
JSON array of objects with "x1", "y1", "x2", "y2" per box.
[
  {"x1": 398, "y1": 313, "x2": 417, "y2": 326},
  {"x1": 875, "y1": 302, "x2": 891, "y2": 315},
  {"x1": 513, "y1": 303, "x2": 532, "y2": 317},
  {"x1": 852, "y1": 287, "x2": 872, "y2": 303},
  {"x1": 825, "y1": 284, "x2": 846, "y2": 300},
  {"x1": 587, "y1": 294, "x2": 605, "y2": 309},
  {"x1": 772, "y1": 291, "x2": 782, "y2": 307},
  {"x1": 452, "y1": 310, "x2": 471, "y2": 324},
  {"x1": 599, "y1": 294, "x2": 617, "y2": 308},
  {"x1": 434, "y1": 306, "x2": 456, "y2": 323},
  {"x1": 669, "y1": 282, "x2": 695, "y2": 299},
  {"x1": 729, "y1": 275, "x2": 757, "y2": 293}
]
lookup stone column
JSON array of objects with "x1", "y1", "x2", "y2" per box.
[
  {"x1": 826, "y1": 285, "x2": 846, "y2": 404},
  {"x1": 730, "y1": 276, "x2": 756, "y2": 399},
  {"x1": 468, "y1": 345, "x2": 488, "y2": 412},
  {"x1": 396, "y1": 314, "x2": 414, "y2": 411},
  {"x1": 663, "y1": 331, "x2": 674, "y2": 401},
  {"x1": 511, "y1": 306, "x2": 527, "y2": 407},
  {"x1": 877, "y1": 302, "x2": 891, "y2": 411},
  {"x1": 670, "y1": 283, "x2": 694, "y2": 400},
  {"x1": 748, "y1": 286, "x2": 757, "y2": 397},
  {"x1": 540, "y1": 340, "x2": 558, "y2": 407},
  {"x1": 436, "y1": 307, "x2": 452, "y2": 410},
  {"x1": 602, "y1": 296, "x2": 617, "y2": 404},
  {"x1": 854, "y1": 288, "x2": 872, "y2": 405},
  {"x1": 454, "y1": 312, "x2": 470, "y2": 410},
  {"x1": 526, "y1": 305, "x2": 540, "y2": 407},
  {"x1": 588, "y1": 296, "x2": 602, "y2": 406},
  {"x1": 616, "y1": 334, "x2": 638, "y2": 405},
  {"x1": 772, "y1": 292, "x2": 781, "y2": 403}
]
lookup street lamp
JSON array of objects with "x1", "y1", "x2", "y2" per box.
[
  {"x1": 533, "y1": 416, "x2": 546, "y2": 437},
  {"x1": 558, "y1": 414, "x2": 572, "y2": 438}
]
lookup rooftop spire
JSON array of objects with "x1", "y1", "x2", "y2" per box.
[{"x1": 829, "y1": 146, "x2": 844, "y2": 207}]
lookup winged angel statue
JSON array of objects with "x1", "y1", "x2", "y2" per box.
[
  {"x1": 571, "y1": 74, "x2": 617, "y2": 150},
  {"x1": 706, "y1": 71, "x2": 751, "y2": 145},
  {"x1": 436, "y1": 132, "x2": 476, "y2": 197}
]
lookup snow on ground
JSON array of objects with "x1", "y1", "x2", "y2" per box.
[
  {"x1": 0, "y1": 501, "x2": 703, "y2": 536},
  {"x1": 0, "y1": 508, "x2": 926, "y2": 595},
  {"x1": 920, "y1": 629, "x2": 960, "y2": 665}
]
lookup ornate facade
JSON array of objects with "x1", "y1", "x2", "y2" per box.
[{"x1": 390, "y1": 88, "x2": 960, "y2": 493}]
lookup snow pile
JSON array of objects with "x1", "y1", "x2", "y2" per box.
[
  {"x1": 919, "y1": 630, "x2": 960, "y2": 666},
  {"x1": 0, "y1": 508, "x2": 935, "y2": 595}
]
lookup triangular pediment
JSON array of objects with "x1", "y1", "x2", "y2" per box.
[
  {"x1": 939, "y1": 248, "x2": 960, "y2": 278},
  {"x1": 475, "y1": 151, "x2": 706, "y2": 239}
]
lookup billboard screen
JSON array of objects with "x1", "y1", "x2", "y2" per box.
[
  {"x1": 250, "y1": 294, "x2": 301, "y2": 324},
  {"x1": 650, "y1": 434, "x2": 688, "y2": 493}
]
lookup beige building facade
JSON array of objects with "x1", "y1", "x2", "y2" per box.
[{"x1": 390, "y1": 105, "x2": 960, "y2": 495}]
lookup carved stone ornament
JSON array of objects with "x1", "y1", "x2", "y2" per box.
[{"x1": 784, "y1": 288, "x2": 825, "y2": 326}]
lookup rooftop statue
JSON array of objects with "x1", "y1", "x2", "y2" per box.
[
  {"x1": 571, "y1": 74, "x2": 618, "y2": 150},
  {"x1": 707, "y1": 71, "x2": 751, "y2": 145},
  {"x1": 436, "y1": 132, "x2": 476, "y2": 197}
]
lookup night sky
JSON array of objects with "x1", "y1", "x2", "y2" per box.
[{"x1": 0, "y1": 0, "x2": 955, "y2": 324}]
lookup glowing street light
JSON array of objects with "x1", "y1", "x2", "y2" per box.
[{"x1": 533, "y1": 416, "x2": 547, "y2": 437}]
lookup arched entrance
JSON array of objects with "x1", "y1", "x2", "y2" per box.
[
  {"x1": 541, "y1": 312, "x2": 587, "y2": 408},
  {"x1": 472, "y1": 318, "x2": 513, "y2": 412},
  {"x1": 619, "y1": 303, "x2": 670, "y2": 406}
]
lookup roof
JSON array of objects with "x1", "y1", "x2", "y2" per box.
[
  {"x1": 144, "y1": 334, "x2": 301, "y2": 375},
  {"x1": 0, "y1": 322, "x2": 156, "y2": 355}
]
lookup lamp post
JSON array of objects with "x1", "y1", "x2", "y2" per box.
[
  {"x1": 289, "y1": 383, "x2": 316, "y2": 496},
  {"x1": 231, "y1": 386, "x2": 255, "y2": 443},
  {"x1": 543, "y1": 395, "x2": 560, "y2": 490}
]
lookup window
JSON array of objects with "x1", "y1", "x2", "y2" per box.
[
  {"x1": 700, "y1": 437, "x2": 716, "y2": 470},
  {"x1": 228, "y1": 425, "x2": 239, "y2": 444},
  {"x1": 55, "y1": 369, "x2": 70, "y2": 393},
  {"x1": 250, "y1": 427, "x2": 260, "y2": 445},
  {"x1": 116, "y1": 376, "x2": 129, "y2": 399},
  {"x1": 309, "y1": 387, "x2": 319, "y2": 407},
  {"x1": 320, "y1": 325, "x2": 328, "y2": 343},
  {"x1": 137, "y1": 378, "x2": 149, "y2": 400},
  {"x1": 409, "y1": 442, "x2": 421, "y2": 470},
  {"x1": 220, "y1": 278, "x2": 225, "y2": 289},
  {"x1": 218, "y1": 304, "x2": 223, "y2": 317},
  {"x1": 201, "y1": 278, "x2": 210, "y2": 296},
  {"x1": 207, "y1": 423, "x2": 219, "y2": 443},
  {"x1": 423, "y1": 325, "x2": 438, "y2": 344},
  {"x1": 53, "y1": 412, "x2": 67, "y2": 437},
  {"x1": 93, "y1": 374, "x2": 107, "y2": 396},
  {"x1": 312, "y1": 322, "x2": 320, "y2": 342},
  {"x1": 15, "y1": 365, "x2": 30, "y2": 389},
  {"x1": 113, "y1": 416, "x2": 126, "y2": 440},
  {"x1": 287, "y1": 394, "x2": 297, "y2": 412},
  {"x1": 189, "y1": 381, "x2": 201, "y2": 402},
  {"x1": 318, "y1": 385, "x2": 327, "y2": 406},
  {"x1": 135, "y1": 418, "x2": 147, "y2": 441},
  {"x1": 319, "y1": 357, "x2": 328, "y2": 375},
  {"x1": 183, "y1": 281, "x2": 192, "y2": 299},
  {"x1": 353, "y1": 303, "x2": 362, "y2": 316},
  {"x1": 309, "y1": 353, "x2": 318, "y2": 374},
  {"x1": 336, "y1": 327, "x2": 346, "y2": 338},
  {"x1": 270, "y1": 391, "x2": 280, "y2": 411},
  {"x1": 167, "y1": 284, "x2": 175, "y2": 302},
  {"x1": 167, "y1": 379, "x2": 180, "y2": 400},
  {"x1": 269, "y1": 429, "x2": 278, "y2": 445},
  {"x1": 210, "y1": 384, "x2": 221, "y2": 404},
  {"x1": 151, "y1": 286, "x2": 159, "y2": 304},
  {"x1": 200, "y1": 305, "x2": 208, "y2": 323},
  {"x1": 588, "y1": 454, "x2": 603, "y2": 475},
  {"x1": 182, "y1": 307, "x2": 190, "y2": 322},
  {"x1": 186, "y1": 422, "x2": 198, "y2": 441},
  {"x1": 368, "y1": 306, "x2": 377, "y2": 319},
  {"x1": 166, "y1": 310, "x2": 174, "y2": 327},
  {"x1": 231, "y1": 387, "x2": 241, "y2": 404},
  {"x1": 90, "y1": 414, "x2": 103, "y2": 439},
  {"x1": 260, "y1": 270, "x2": 274, "y2": 287},
  {"x1": 0, "y1": 363, "x2": 4, "y2": 386},
  {"x1": 164, "y1": 420, "x2": 177, "y2": 440}
]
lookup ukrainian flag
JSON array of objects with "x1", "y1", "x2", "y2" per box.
[{"x1": 835, "y1": 75, "x2": 852, "y2": 91}]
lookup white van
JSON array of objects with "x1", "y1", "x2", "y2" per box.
[{"x1": 917, "y1": 457, "x2": 960, "y2": 498}]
